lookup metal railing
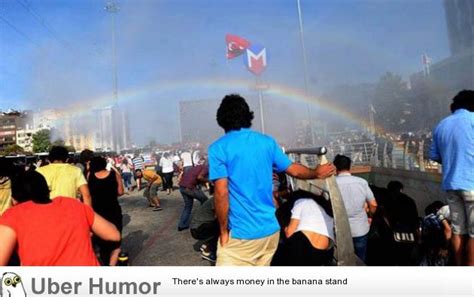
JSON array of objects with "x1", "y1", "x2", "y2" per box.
[{"x1": 320, "y1": 140, "x2": 441, "y2": 173}]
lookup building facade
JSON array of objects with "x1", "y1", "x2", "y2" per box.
[
  {"x1": 444, "y1": 0, "x2": 474, "y2": 55},
  {"x1": 0, "y1": 111, "x2": 29, "y2": 151}
]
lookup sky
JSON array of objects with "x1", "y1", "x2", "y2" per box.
[{"x1": 0, "y1": 0, "x2": 450, "y2": 144}]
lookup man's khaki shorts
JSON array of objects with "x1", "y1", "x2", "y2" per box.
[
  {"x1": 447, "y1": 190, "x2": 474, "y2": 238},
  {"x1": 216, "y1": 231, "x2": 280, "y2": 266}
]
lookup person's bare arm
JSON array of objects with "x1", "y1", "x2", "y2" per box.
[
  {"x1": 285, "y1": 163, "x2": 336, "y2": 179},
  {"x1": 111, "y1": 168, "x2": 124, "y2": 196},
  {"x1": 285, "y1": 218, "x2": 300, "y2": 239},
  {"x1": 0, "y1": 225, "x2": 16, "y2": 266},
  {"x1": 368, "y1": 199, "x2": 378, "y2": 215},
  {"x1": 442, "y1": 219, "x2": 452, "y2": 242},
  {"x1": 214, "y1": 178, "x2": 230, "y2": 246},
  {"x1": 91, "y1": 213, "x2": 120, "y2": 242},
  {"x1": 79, "y1": 184, "x2": 92, "y2": 206}
]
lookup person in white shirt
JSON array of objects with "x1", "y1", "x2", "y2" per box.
[
  {"x1": 279, "y1": 191, "x2": 335, "y2": 266},
  {"x1": 192, "y1": 150, "x2": 200, "y2": 167},
  {"x1": 334, "y1": 154, "x2": 377, "y2": 263},
  {"x1": 180, "y1": 151, "x2": 193, "y2": 173},
  {"x1": 160, "y1": 153, "x2": 175, "y2": 194}
]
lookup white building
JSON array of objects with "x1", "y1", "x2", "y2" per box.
[{"x1": 16, "y1": 124, "x2": 35, "y2": 152}]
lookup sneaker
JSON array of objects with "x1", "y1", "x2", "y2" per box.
[
  {"x1": 178, "y1": 226, "x2": 189, "y2": 231},
  {"x1": 200, "y1": 244, "x2": 208, "y2": 253},
  {"x1": 152, "y1": 206, "x2": 163, "y2": 211},
  {"x1": 201, "y1": 251, "x2": 216, "y2": 263}
]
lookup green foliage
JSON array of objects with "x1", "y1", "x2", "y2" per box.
[
  {"x1": 373, "y1": 72, "x2": 410, "y2": 132},
  {"x1": 1, "y1": 144, "x2": 25, "y2": 155},
  {"x1": 32, "y1": 129, "x2": 52, "y2": 153}
]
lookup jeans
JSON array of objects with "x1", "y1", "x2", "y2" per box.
[
  {"x1": 122, "y1": 172, "x2": 132, "y2": 189},
  {"x1": 178, "y1": 187, "x2": 208, "y2": 229},
  {"x1": 353, "y1": 234, "x2": 368, "y2": 263}
]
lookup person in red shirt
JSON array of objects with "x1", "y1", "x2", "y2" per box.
[{"x1": 0, "y1": 171, "x2": 120, "y2": 266}]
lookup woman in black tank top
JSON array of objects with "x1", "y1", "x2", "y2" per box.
[{"x1": 89, "y1": 156, "x2": 124, "y2": 266}]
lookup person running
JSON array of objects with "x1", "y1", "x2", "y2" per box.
[
  {"x1": 0, "y1": 171, "x2": 120, "y2": 266},
  {"x1": 160, "y1": 153, "x2": 175, "y2": 195},
  {"x1": 178, "y1": 160, "x2": 209, "y2": 231},
  {"x1": 36, "y1": 146, "x2": 92, "y2": 206},
  {"x1": 120, "y1": 158, "x2": 133, "y2": 193},
  {"x1": 88, "y1": 156, "x2": 124, "y2": 266},
  {"x1": 209, "y1": 94, "x2": 336, "y2": 266}
]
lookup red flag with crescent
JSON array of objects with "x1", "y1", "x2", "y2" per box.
[{"x1": 226, "y1": 34, "x2": 250, "y2": 59}]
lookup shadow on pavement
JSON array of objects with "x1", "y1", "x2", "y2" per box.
[
  {"x1": 122, "y1": 214, "x2": 131, "y2": 228},
  {"x1": 121, "y1": 230, "x2": 149, "y2": 264}
]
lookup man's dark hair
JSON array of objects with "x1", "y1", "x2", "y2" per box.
[
  {"x1": 387, "y1": 180, "x2": 404, "y2": 193},
  {"x1": 333, "y1": 154, "x2": 351, "y2": 171},
  {"x1": 424, "y1": 200, "x2": 446, "y2": 216},
  {"x1": 216, "y1": 94, "x2": 254, "y2": 132},
  {"x1": 135, "y1": 169, "x2": 142, "y2": 174},
  {"x1": 450, "y1": 90, "x2": 474, "y2": 113},
  {"x1": 89, "y1": 156, "x2": 107, "y2": 174},
  {"x1": 79, "y1": 149, "x2": 94, "y2": 164},
  {"x1": 11, "y1": 171, "x2": 50, "y2": 204},
  {"x1": 0, "y1": 157, "x2": 14, "y2": 178},
  {"x1": 49, "y1": 146, "x2": 69, "y2": 162}
]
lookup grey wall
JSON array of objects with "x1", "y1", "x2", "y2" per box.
[{"x1": 365, "y1": 167, "x2": 446, "y2": 213}]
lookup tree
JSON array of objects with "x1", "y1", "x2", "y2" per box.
[
  {"x1": 32, "y1": 129, "x2": 51, "y2": 153},
  {"x1": 373, "y1": 72, "x2": 411, "y2": 132},
  {"x1": 1, "y1": 144, "x2": 25, "y2": 155}
]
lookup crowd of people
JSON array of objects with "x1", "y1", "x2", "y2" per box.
[{"x1": 0, "y1": 90, "x2": 472, "y2": 266}]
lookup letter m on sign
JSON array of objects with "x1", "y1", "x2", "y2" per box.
[{"x1": 244, "y1": 44, "x2": 267, "y2": 75}]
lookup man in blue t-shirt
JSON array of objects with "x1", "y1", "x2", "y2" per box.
[
  {"x1": 209, "y1": 94, "x2": 336, "y2": 266},
  {"x1": 430, "y1": 90, "x2": 474, "y2": 266}
]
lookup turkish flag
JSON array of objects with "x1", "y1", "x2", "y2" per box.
[{"x1": 226, "y1": 34, "x2": 250, "y2": 59}]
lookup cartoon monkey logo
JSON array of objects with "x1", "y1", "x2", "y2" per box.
[{"x1": 0, "y1": 272, "x2": 26, "y2": 297}]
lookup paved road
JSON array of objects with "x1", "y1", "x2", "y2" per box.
[{"x1": 119, "y1": 187, "x2": 212, "y2": 266}]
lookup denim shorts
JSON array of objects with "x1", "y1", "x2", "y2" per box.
[{"x1": 447, "y1": 190, "x2": 474, "y2": 238}]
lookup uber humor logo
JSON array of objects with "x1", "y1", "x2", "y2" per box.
[{"x1": 1, "y1": 272, "x2": 27, "y2": 297}]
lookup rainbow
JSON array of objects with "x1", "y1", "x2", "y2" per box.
[{"x1": 60, "y1": 78, "x2": 385, "y2": 134}]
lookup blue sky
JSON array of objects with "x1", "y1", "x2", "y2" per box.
[{"x1": 0, "y1": 0, "x2": 449, "y2": 144}]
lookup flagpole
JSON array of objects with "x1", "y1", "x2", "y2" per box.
[
  {"x1": 297, "y1": 0, "x2": 315, "y2": 145},
  {"x1": 256, "y1": 75, "x2": 265, "y2": 133}
]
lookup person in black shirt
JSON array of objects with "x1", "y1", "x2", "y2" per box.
[{"x1": 88, "y1": 156, "x2": 124, "y2": 266}]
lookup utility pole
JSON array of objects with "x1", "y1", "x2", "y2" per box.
[
  {"x1": 296, "y1": 0, "x2": 315, "y2": 145},
  {"x1": 105, "y1": 1, "x2": 119, "y2": 106},
  {"x1": 105, "y1": 1, "x2": 121, "y2": 152}
]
